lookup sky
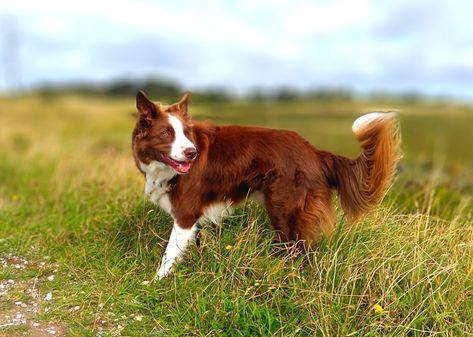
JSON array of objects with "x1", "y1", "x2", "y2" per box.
[{"x1": 1, "y1": 0, "x2": 473, "y2": 99}]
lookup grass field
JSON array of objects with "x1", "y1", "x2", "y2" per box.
[{"x1": 0, "y1": 94, "x2": 472, "y2": 336}]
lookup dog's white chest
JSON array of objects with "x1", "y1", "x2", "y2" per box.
[
  {"x1": 141, "y1": 161, "x2": 175, "y2": 215},
  {"x1": 145, "y1": 177, "x2": 172, "y2": 213}
]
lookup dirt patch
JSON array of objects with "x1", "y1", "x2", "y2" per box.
[
  {"x1": 1, "y1": 253, "x2": 149, "y2": 336},
  {"x1": 0, "y1": 254, "x2": 67, "y2": 336}
]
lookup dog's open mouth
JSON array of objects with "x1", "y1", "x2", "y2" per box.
[{"x1": 160, "y1": 153, "x2": 192, "y2": 174}]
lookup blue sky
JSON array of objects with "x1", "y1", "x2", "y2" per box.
[{"x1": 1, "y1": 0, "x2": 473, "y2": 99}]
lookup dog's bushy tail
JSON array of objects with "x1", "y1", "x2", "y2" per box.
[{"x1": 331, "y1": 112, "x2": 401, "y2": 222}]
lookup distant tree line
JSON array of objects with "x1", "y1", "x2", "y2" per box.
[
  {"x1": 37, "y1": 78, "x2": 232, "y2": 103},
  {"x1": 36, "y1": 77, "x2": 427, "y2": 103}
]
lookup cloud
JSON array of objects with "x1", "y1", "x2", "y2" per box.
[
  {"x1": 0, "y1": 0, "x2": 472, "y2": 99},
  {"x1": 282, "y1": 0, "x2": 373, "y2": 36}
]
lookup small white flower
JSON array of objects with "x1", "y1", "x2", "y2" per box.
[
  {"x1": 141, "y1": 280, "x2": 150, "y2": 285},
  {"x1": 47, "y1": 275, "x2": 55, "y2": 281},
  {"x1": 134, "y1": 315, "x2": 143, "y2": 321}
]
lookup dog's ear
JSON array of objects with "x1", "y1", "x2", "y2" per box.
[
  {"x1": 136, "y1": 90, "x2": 161, "y2": 121},
  {"x1": 168, "y1": 92, "x2": 191, "y2": 117}
]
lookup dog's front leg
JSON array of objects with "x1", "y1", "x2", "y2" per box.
[{"x1": 154, "y1": 222, "x2": 197, "y2": 281}]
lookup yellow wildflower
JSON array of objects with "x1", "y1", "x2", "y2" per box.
[
  {"x1": 225, "y1": 245, "x2": 233, "y2": 251},
  {"x1": 373, "y1": 303, "x2": 384, "y2": 313}
]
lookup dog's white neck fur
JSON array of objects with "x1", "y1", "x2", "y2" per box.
[{"x1": 168, "y1": 115, "x2": 196, "y2": 161}]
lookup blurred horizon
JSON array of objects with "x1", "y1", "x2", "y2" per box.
[{"x1": 1, "y1": 0, "x2": 473, "y2": 102}]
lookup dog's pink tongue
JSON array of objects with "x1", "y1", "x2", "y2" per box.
[{"x1": 178, "y1": 162, "x2": 191, "y2": 173}]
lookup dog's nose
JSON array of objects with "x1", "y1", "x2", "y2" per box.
[{"x1": 184, "y1": 147, "x2": 197, "y2": 160}]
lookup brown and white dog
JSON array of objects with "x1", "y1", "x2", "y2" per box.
[{"x1": 132, "y1": 91, "x2": 401, "y2": 281}]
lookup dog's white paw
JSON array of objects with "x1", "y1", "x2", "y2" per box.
[{"x1": 153, "y1": 265, "x2": 173, "y2": 282}]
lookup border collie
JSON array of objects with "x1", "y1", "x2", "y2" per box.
[{"x1": 132, "y1": 91, "x2": 401, "y2": 281}]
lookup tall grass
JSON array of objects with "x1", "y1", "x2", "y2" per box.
[{"x1": 0, "y1": 94, "x2": 472, "y2": 336}]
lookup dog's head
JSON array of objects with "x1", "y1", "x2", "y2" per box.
[{"x1": 132, "y1": 91, "x2": 197, "y2": 175}]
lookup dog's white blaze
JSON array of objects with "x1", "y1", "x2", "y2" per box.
[
  {"x1": 198, "y1": 201, "x2": 234, "y2": 225},
  {"x1": 352, "y1": 112, "x2": 394, "y2": 134},
  {"x1": 168, "y1": 115, "x2": 196, "y2": 161},
  {"x1": 155, "y1": 222, "x2": 197, "y2": 281},
  {"x1": 140, "y1": 160, "x2": 175, "y2": 215}
]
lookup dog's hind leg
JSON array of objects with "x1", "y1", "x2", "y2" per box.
[
  {"x1": 265, "y1": 185, "x2": 335, "y2": 250},
  {"x1": 264, "y1": 193, "x2": 301, "y2": 244},
  {"x1": 154, "y1": 221, "x2": 198, "y2": 281},
  {"x1": 263, "y1": 173, "x2": 305, "y2": 244},
  {"x1": 294, "y1": 187, "x2": 335, "y2": 249}
]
